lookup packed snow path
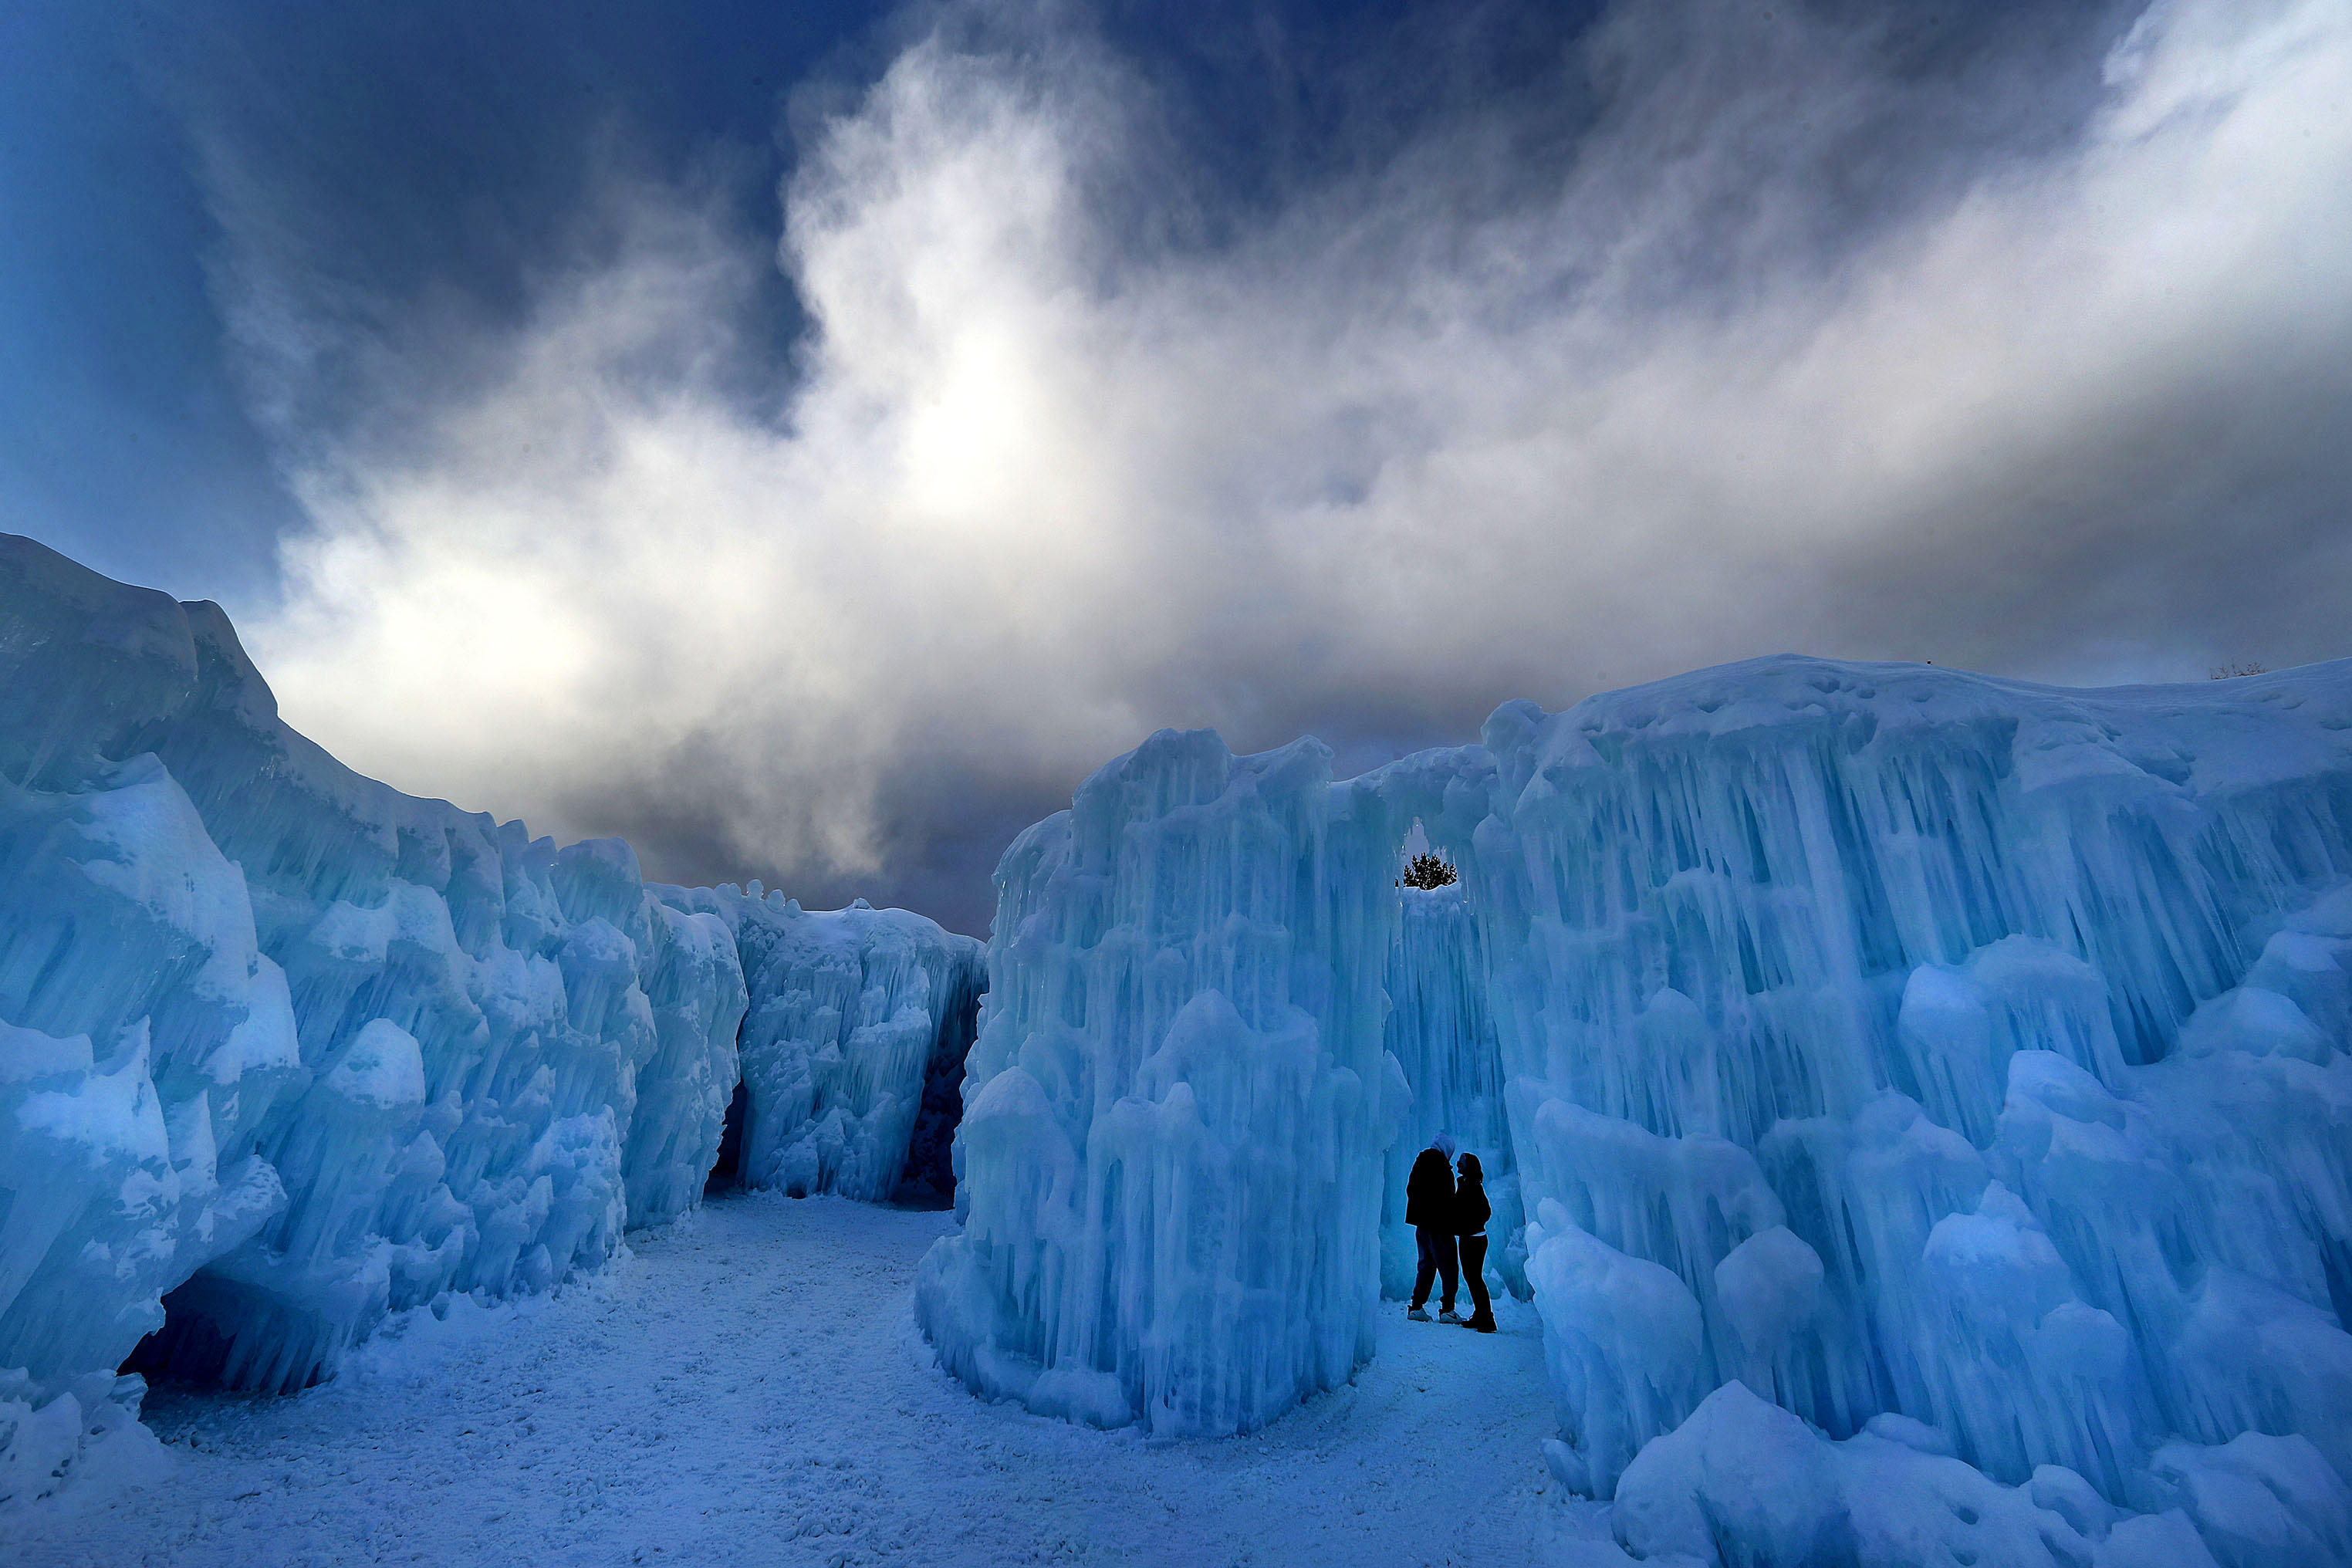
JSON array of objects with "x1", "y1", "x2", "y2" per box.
[{"x1": 13, "y1": 1193, "x2": 1626, "y2": 1567}]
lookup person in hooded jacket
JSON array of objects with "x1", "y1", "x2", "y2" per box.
[
  {"x1": 1453, "y1": 1151, "x2": 1497, "y2": 1332},
  {"x1": 1404, "y1": 1137, "x2": 1460, "y2": 1321}
]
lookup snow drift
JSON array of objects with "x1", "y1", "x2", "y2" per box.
[{"x1": 925, "y1": 654, "x2": 2352, "y2": 1564}]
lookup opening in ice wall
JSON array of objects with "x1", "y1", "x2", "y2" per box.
[
  {"x1": 706, "y1": 1078, "x2": 749, "y2": 1193},
  {"x1": 1378, "y1": 872, "x2": 1526, "y2": 1301},
  {"x1": 892, "y1": 955, "x2": 985, "y2": 1208}
]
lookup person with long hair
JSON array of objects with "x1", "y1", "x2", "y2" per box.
[
  {"x1": 1404, "y1": 1136, "x2": 1460, "y2": 1321},
  {"x1": 1453, "y1": 1151, "x2": 1497, "y2": 1332}
]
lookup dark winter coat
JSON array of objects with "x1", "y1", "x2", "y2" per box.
[
  {"x1": 1451, "y1": 1176, "x2": 1491, "y2": 1239},
  {"x1": 1404, "y1": 1147, "x2": 1455, "y2": 1228}
]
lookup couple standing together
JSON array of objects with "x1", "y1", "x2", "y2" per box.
[{"x1": 1403, "y1": 1136, "x2": 1497, "y2": 1332}]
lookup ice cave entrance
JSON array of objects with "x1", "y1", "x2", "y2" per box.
[
  {"x1": 705, "y1": 1080, "x2": 750, "y2": 1194},
  {"x1": 1379, "y1": 824, "x2": 1529, "y2": 1302}
]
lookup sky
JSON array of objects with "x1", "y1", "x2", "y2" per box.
[{"x1": 4, "y1": 0, "x2": 2350, "y2": 935}]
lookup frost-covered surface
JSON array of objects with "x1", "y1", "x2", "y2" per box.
[
  {"x1": 0, "y1": 536, "x2": 746, "y2": 1494},
  {"x1": 656, "y1": 883, "x2": 984, "y2": 1204},
  {"x1": 8, "y1": 1194, "x2": 1596, "y2": 1568},
  {"x1": 917, "y1": 730, "x2": 1409, "y2": 1435},
  {"x1": 1607, "y1": 1380, "x2": 2242, "y2": 1568},
  {"x1": 931, "y1": 653, "x2": 2352, "y2": 1561}
]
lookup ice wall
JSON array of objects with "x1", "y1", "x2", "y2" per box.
[
  {"x1": 916, "y1": 730, "x2": 1409, "y2": 1435},
  {"x1": 656, "y1": 884, "x2": 984, "y2": 1205},
  {"x1": 934, "y1": 654, "x2": 2352, "y2": 1562},
  {"x1": 1468, "y1": 658, "x2": 2352, "y2": 1531},
  {"x1": 0, "y1": 536, "x2": 747, "y2": 1495}
]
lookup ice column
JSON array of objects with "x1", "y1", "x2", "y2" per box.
[{"x1": 917, "y1": 730, "x2": 1407, "y2": 1435}]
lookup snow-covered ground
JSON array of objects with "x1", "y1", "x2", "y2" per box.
[{"x1": 11, "y1": 1192, "x2": 1625, "y2": 1568}]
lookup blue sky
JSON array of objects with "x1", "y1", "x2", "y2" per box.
[{"x1": 5, "y1": 0, "x2": 2349, "y2": 932}]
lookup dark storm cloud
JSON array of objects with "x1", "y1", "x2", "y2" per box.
[
  {"x1": 15, "y1": 0, "x2": 2347, "y2": 934},
  {"x1": 0, "y1": 2, "x2": 301, "y2": 605},
  {"x1": 2, "y1": 0, "x2": 885, "y2": 603}
]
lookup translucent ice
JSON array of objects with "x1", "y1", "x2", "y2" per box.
[
  {"x1": 933, "y1": 651, "x2": 2352, "y2": 1563},
  {"x1": 657, "y1": 884, "x2": 984, "y2": 1203},
  {"x1": 0, "y1": 538, "x2": 746, "y2": 1482},
  {"x1": 917, "y1": 731, "x2": 1407, "y2": 1435}
]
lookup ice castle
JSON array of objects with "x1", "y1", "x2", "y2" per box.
[{"x1": 5, "y1": 532, "x2": 2350, "y2": 1563}]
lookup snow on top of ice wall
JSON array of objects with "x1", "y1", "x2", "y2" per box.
[
  {"x1": 0, "y1": 534, "x2": 746, "y2": 1458},
  {"x1": 655, "y1": 884, "x2": 984, "y2": 1204},
  {"x1": 917, "y1": 728, "x2": 1411, "y2": 1435}
]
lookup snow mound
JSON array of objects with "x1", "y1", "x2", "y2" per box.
[{"x1": 1609, "y1": 1380, "x2": 2228, "y2": 1568}]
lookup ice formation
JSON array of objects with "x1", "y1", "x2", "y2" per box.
[
  {"x1": 927, "y1": 654, "x2": 2352, "y2": 1563},
  {"x1": 0, "y1": 537, "x2": 755, "y2": 1495},
  {"x1": 1478, "y1": 661, "x2": 2352, "y2": 1536},
  {"x1": 0, "y1": 539, "x2": 960, "y2": 1501},
  {"x1": 917, "y1": 732, "x2": 1408, "y2": 1435},
  {"x1": 1380, "y1": 880, "x2": 1526, "y2": 1299},
  {"x1": 657, "y1": 884, "x2": 984, "y2": 1205}
]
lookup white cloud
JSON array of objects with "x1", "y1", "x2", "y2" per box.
[{"x1": 235, "y1": 0, "x2": 2352, "y2": 911}]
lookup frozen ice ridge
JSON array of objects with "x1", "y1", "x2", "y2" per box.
[
  {"x1": 926, "y1": 654, "x2": 2352, "y2": 1565},
  {"x1": 657, "y1": 884, "x2": 983, "y2": 1205},
  {"x1": 0, "y1": 537, "x2": 982, "y2": 1503},
  {"x1": 0, "y1": 536, "x2": 749, "y2": 1497}
]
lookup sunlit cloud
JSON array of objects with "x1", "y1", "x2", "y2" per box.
[{"x1": 211, "y1": 0, "x2": 2352, "y2": 930}]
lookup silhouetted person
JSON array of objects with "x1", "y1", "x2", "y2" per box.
[
  {"x1": 1405, "y1": 1137, "x2": 1460, "y2": 1321},
  {"x1": 1454, "y1": 1151, "x2": 1496, "y2": 1332}
]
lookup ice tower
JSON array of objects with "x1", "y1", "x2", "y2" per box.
[{"x1": 915, "y1": 730, "x2": 1410, "y2": 1434}]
